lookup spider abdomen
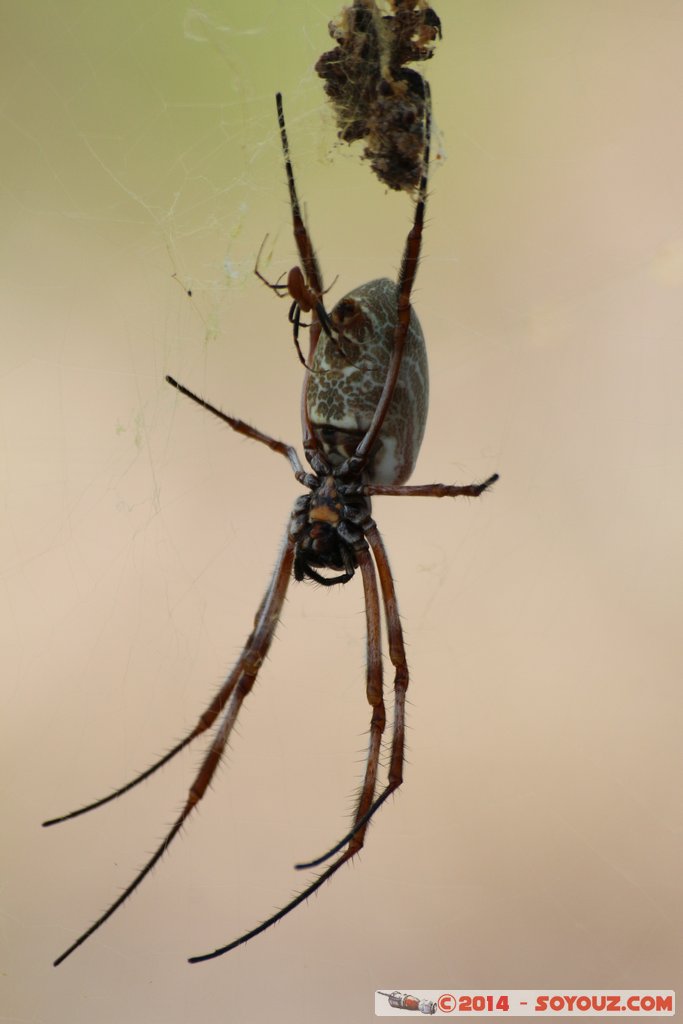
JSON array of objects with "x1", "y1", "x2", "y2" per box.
[{"x1": 306, "y1": 278, "x2": 428, "y2": 484}]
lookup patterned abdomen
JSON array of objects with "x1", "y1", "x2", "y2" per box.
[{"x1": 305, "y1": 278, "x2": 428, "y2": 484}]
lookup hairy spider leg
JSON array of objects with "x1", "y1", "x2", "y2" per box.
[
  {"x1": 361, "y1": 476, "x2": 500, "y2": 498},
  {"x1": 276, "y1": 93, "x2": 324, "y2": 297},
  {"x1": 165, "y1": 375, "x2": 309, "y2": 480},
  {"x1": 338, "y1": 82, "x2": 431, "y2": 482},
  {"x1": 294, "y1": 522, "x2": 408, "y2": 870},
  {"x1": 49, "y1": 529, "x2": 297, "y2": 966},
  {"x1": 273, "y1": 92, "x2": 334, "y2": 466},
  {"x1": 276, "y1": 93, "x2": 325, "y2": 359},
  {"x1": 261, "y1": 95, "x2": 351, "y2": 452},
  {"x1": 42, "y1": 381, "x2": 310, "y2": 834},
  {"x1": 188, "y1": 541, "x2": 386, "y2": 961}
]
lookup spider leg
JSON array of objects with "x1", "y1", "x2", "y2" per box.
[
  {"x1": 275, "y1": 92, "x2": 336, "y2": 469},
  {"x1": 189, "y1": 838, "x2": 365, "y2": 962},
  {"x1": 254, "y1": 234, "x2": 288, "y2": 294},
  {"x1": 43, "y1": 732, "x2": 212, "y2": 826},
  {"x1": 288, "y1": 300, "x2": 316, "y2": 371},
  {"x1": 165, "y1": 375, "x2": 314, "y2": 486},
  {"x1": 295, "y1": 524, "x2": 407, "y2": 870},
  {"x1": 343, "y1": 543, "x2": 387, "y2": 849},
  {"x1": 188, "y1": 542, "x2": 385, "y2": 962},
  {"x1": 361, "y1": 473, "x2": 500, "y2": 499},
  {"x1": 339, "y1": 83, "x2": 432, "y2": 481},
  {"x1": 42, "y1": 557, "x2": 292, "y2": 828},
  {"x1": 276, "y1": 93, "x2": 324, "y2": 306},
  {"x1": 50, "y1": 535, "x2": 296, "y2": 966}
]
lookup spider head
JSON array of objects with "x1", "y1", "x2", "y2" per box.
[
  {"x1": 292, "y1": 475, "x2": 368, "y2": 587},
  {"x1": 293, "y1": 521, "x2": 356, "y2": 587}
]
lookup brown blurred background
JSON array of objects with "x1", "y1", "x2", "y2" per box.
[{"x1": 2, "y1": 2, "x2": 682, "y2": 1022}]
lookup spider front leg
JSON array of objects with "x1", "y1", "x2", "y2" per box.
[
  {"x1": 338, "y1": 83, "x2": 432, "y2": 481},
  {"x1": 275, "y1": 93, "x2": 324, "y2": 305}
]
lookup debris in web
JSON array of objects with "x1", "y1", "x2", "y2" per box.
[{"x1": 315, "y1": 0, "x2": 441, "y2": 193}]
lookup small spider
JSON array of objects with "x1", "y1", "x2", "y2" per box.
[{"x1": 44, "y1": 88, "x2": 497, "y2": 965}]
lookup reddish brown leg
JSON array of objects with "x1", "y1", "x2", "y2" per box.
[
  {"x1": 343, "y1": 544, "x2": 387, "y2": 849},
  {"x1": 188, "y1": 543, "x2": 386, "y2": 962},
  {"x1": 276, "y1": 93, "x2": 324, "y2": 301},
  {"x1": 363, "y1": 474, "x2": 500, "y2": 499},
  {"x1": 366, "y1": 522, "x2": 409, "y2": 806},
  {"x1": 165, "y1": 375, "x2": 312, "y2": 484},
  {"x1": 49, "y1": 535, "x2": 296, "y2": 966},
  {"x1": 296, "y1": 523, "x2": 409, "y2": 870},
  {"x1": 341, "y1": 84, "x2": 431, "y2": 480},
  {"x1": 269, "y1": 92, "x2": 331, "y2": 466}
]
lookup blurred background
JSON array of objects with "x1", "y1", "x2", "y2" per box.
[{"x1": 2, "y1": 2, "x2": 682, "y2": 1021}]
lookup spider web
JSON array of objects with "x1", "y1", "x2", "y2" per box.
[{"x1": 3, "y1": 2, "x2": 683, "y2": 1021}]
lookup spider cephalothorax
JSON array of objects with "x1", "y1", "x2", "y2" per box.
[
  {"x1": 291, "y1": 474, "x2": 370, "y2": 585},
  {"x1": 45, "y1": 88, "x2": 497, "y2": 966}
]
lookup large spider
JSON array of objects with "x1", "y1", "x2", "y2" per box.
[{"x1": 44, "y1": 89, "x2": 497, "y2": 965}]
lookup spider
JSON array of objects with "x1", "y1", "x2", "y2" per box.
[{"x1": 44, "y1": 88, "x2": 498, "y2": 965}]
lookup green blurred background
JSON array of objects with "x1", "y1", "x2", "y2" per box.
[{"x1": 3, "y1": 2, "x2": 682, "y2": 1022}]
